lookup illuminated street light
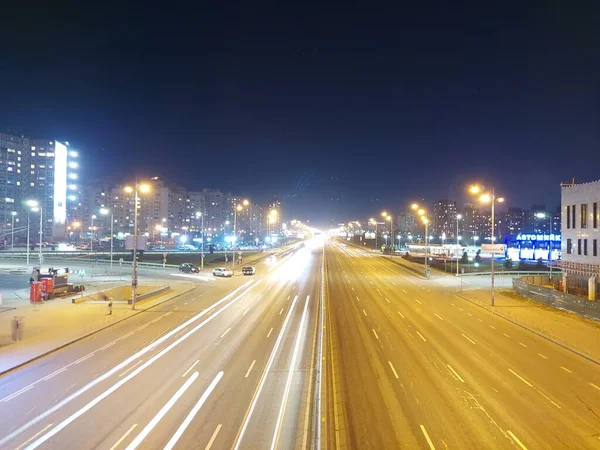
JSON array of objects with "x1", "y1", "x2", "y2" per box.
[
  {"x1": 232, "y1": 199, "x2": 250, "y2": 274},
  {"x1": 468, "y1": 183, "x2": 505, "y2": 306},
  {"x1": 380, "y1": 211, "x2": 394, "y2": 258},
  {"x1": 100, "y1": 208, "x2": 114, "y2": 270},
  {"x1": 412, "y1": 203, "x2": 430, "y2": 276}
]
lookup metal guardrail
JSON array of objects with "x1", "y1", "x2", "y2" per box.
[{"x1": 459, "y1": 270, "x2": 560, "y2": 277}]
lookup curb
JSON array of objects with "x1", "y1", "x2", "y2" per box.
[
  {"x1": 0, "y1": 285, "x2": 196, "y2": 377},
  {"x1": 454, "y1": 292, "x2": 600, "y2": 367}
]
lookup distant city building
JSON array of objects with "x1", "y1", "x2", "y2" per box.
[
  {"x1": 560, "y1": 179, "x2": 600, "y2": 300},
  {"x1": 432, "y1": 199, "x2": 457, "y2": 240},
  {"x1": 397, "y1": 211, "x2": 417, "y2": 236},
  {"x1": 0, "y1": 132, "x2": 73, "y2": 244}
]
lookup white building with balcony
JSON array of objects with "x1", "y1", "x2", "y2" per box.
[{"x1": 560, "y1": 179, "x2": 600, "y2": 300}]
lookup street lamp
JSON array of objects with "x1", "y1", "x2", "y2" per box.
[
  {"x1": 456, "y1": 214, "x2": 462, "y2": 276},
  {"x1": 25, "y1": 200, "x2": 38, "y2": 267},
  {"x1": 124, "y1": 181, "x2": 152, "y2": 310},
  {"x1": 369, "y1": 217, "x2": 379, "y2": 250},
  {"x1": 469, "y1": 184, "x2": 505, "y2": 306},
  {"x1": 536, "y1": 212, "x2": 553, "y2": 280},
  {"x1": 90, "y1": 214, "x2": 97, "y2": 252},
  {"x1": 196, "y1": 211, "x2": 205, "y2": 270},
  {"x1": 30, "y1": 206, "x2": 43, "y2": 267},
  {"x1": 100, "y1": 208, "x2": 113, "y2": 270},
  {"x1": 233, "y1": 200, "x2": 249, "y2": 274},
  {"x1": 10, "y1": 211, "x2": 17, "y2": 250},
  {"x1": 381, "y1": 211, "x2": 394, "y2": 258},
  {"x1": 412, "y1": 203, "x2": 430, "y2": 275}
]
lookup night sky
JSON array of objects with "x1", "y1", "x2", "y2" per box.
[{"x1": 1, "y1": 3, "x2": 598, "y2": 228}]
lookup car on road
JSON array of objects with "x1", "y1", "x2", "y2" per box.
[
  {"x1": 179, "y1": 263, "x2": 199, "y2": 273},
  {"x1": 212, "y1": 267, "x2": 233, "y2": 277},
  {"x1": 241, "y1": 266, "x2": 256, "y2": 275}
]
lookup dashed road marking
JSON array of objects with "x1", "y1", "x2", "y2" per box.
[
  {"x1": 397, "y1": 311, "x2": 405, "y2": 319},
  {"x1": 560, "y1": 366, "x2": 572, "y2": 374},
  {"x1": 519, "y1": 342, "x2": 527, "y2": 348},
  {"x1": 416, "y1": 331, "x2": 427, "y2": 343},
  {"x1": 538, "y1": 353, "x2": 547, "y2": 359},
  {"x1": 447, "y1": 364, "x2": 465, "y2": 383},
  {"x1": 388, "y1": 361, "x2": 399, "y2": 379},
  {"x1": 503, "y1": 333, "x2": 510, "y2": 338},
  {"x1": 461, "y1": 333, "x2": 477, "y2": 345},
  {"x1": 434, "y1": 313, "x2": 443, "y2": 321},
  {"x1": 267, "y1": 327, "x2": 273, "y2": 338},
  {"x1": 372, "y1": 329, "x2": 379, "y2": 340},
  {"x1": 507, "y1": 430, "x2": 528, "y2": 450},
  {"x1": 420, "y1": 425, "x2": 436, "y2": 450},
  {"x1": 509, "y1": 368, "x2": 533, "y2": 387},
  {"x1": 362, "y1": 309, "x2": 367, "y2": 317},
  {"x1": 245, "y1": 360, "x2": 256, "y2": 378},
  {"x1": 414, "y1": 298, "x2": 422, "y2": 305}
]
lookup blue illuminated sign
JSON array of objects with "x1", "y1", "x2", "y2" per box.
[{"x1": 515, "y1": 233, "x2": 561, "y2": 242}]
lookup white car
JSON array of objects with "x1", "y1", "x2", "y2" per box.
[{"x1": 212, "y1": 267, "x2": 233, "y2": 277}]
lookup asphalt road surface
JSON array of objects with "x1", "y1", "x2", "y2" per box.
[
  {"x1": 325, "y1": 241, "x2": 600, "y2": 449},
  {"x1": 3, "y1": 238, "x2": 600, "y2": 449},
  {"x1": 0, "y1": 243, "x2": 324, "y2": 450}
]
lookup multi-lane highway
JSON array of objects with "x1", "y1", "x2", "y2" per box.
[
  {"x1": 2, "y1": 238, "x2": 600, "y2": 449},
  {"x1": 325, "y1": 241, "x2": 600, "y2": 449},
  {"x1": 0, "y1": 243, "x2": 324, "y2": 450}
]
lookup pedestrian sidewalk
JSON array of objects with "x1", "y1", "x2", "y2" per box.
[
  {"x1": 457, "y1": 288, "x2": 600, "y2": 363},
  {"x1": 0, "y1": 282, "x2": 195, "y2": 375}
]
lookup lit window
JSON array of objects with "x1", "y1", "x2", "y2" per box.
[
  {"x1": 30, "y1": 182, "x2": 35, "y2": 187},
  {"x1": 38, "y1": 152, "x2": 46, "y2": 157},
  {"x1": 16, "y1": 182, "x2": 20, "y2": 186},
  {"x1": 31, "y1": 152, "x2": 35, "y2": 157},
  {"x1": 17, "y1": 151, "x2": 21, "y2": 155},
  {"x1": 47, "y1": 153, "x2": 54, "y2": 157},
  {"x1": 31, "y1": 146, "x2": 36, "y2": 150},
  {"x1": 31, "y1": 164, "x2": 35, "y2": 169},
  {"x1": 7, "y1": 167, "x2": 12, "y2": 172}
]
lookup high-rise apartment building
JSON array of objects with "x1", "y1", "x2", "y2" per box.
[
  {"x1": 0, "y1": 133, "x2": 73, "y2": 244},
  {"x1": 432, "y1": 199, "x2": 457, "y2": 239}
]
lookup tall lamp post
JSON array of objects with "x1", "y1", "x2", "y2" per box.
[
  {"x1": 100, "y1": 208, "x2": 113, "y2": 271},
  {"x1": 25, "y1": 200, "x2": 39, "y2": 267},
  {"x1": 411, "y1": 203, "x2": 430, "y2": 276},
  {"x1": 196, "y1": 211, "x2": 205, "y2": 270},
  {"x1": 233, "y1": 199, "x2": 249, "y2": 274},
  {"x1": 536, "y1": 212, "x2": 553, "y2": 281},
  {"x1": 456, "y1": 214, "x2": 462, "y2": 276},
  {"x1": 381, "y1": 211, "x2": 394, "y2": 258},
  {"x1": 469, "y1": 184, "x2": 505, "y2": 306},
  {"x1": 369, "y1": 217, "x2": 379, "y2": 250},
  {"x1": 124, "y1": 181, "x2": 151, "y2": 310},
  {"x1": 90, "y1": 215, "x2": 97, "y2": 252},
  {"x1": 10, "y1": 211, "x2": 17, "y2": 250}
]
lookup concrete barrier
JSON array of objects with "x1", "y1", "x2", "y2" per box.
[{"x1": 72, "y1": 285, "x2": 169, "y2": 304}]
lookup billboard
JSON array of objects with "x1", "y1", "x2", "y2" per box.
[
  {"x1": 125, "y1": 235, "x2": 148, "y2": 251},
  {"x1": 481, "y1": 243, "x2": 506, "y2": 254},
  {"x1": 53, "y1": 141, "x2": 67, "y2": 239}
]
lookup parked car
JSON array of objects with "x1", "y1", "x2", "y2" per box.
[
  {"x1": 179, "y1": 263, "x2": 199, "y2": 273},
  {"x1": 241, "y1": 266, "x2": 256, "y2": 276},
  {"x1": 212, "y1": 267, "x2": 233, "y2": 277}
]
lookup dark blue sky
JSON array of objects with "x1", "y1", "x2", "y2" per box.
[{"x1": 1, "y1": 3, "x2": 598, "y2": 228}]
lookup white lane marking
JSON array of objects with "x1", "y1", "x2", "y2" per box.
[
  {"x1": 258, "y1": 295, "x2": 263, "y2": 300},
  {"x1": 434, "y1": 313, "x2": 444, "y2": 321},
  {"x1": 126, "y1": 372, "x2": 199, "y2": 449},
  {"x1": 447, "y1": 364, "x2": 465, "y2": 383},
  {"x1": 508, "y1": 368, "x2": 533, "y2": 387},
  {"x1": 233, "y1": 295, "x2": 300, "y2": 450},
  {"x1": 397, "y1": 311, "x2": 405, "y2": 319},
  {"x1": 388, "y1": 361, "x2": 400, "y2": 379},
  {"x1": 477, "y1": 318, "x2": 483, "y2": 323},
  {"x1": 266, "y1": 327, "x2": 273, "y2": 338},
  {"x1": 489, "y1": 325, "x2": 496, "y2": 330},
  {"x1": 119, "y1": 360, "x2": 144, "y2": 378},
  {"x1": 590, "y1": 383, "x2": 600, "y2": 391},
  {"x1": 293, "y1": 285, "x2": 296, "y2": 290},
  {"x1": 270, "y1": 295, "x2": 311, "y2": 450},
  {"x1": 42, "y1": 367, "x2": 67, "y2": 381},
  {"x1": 17, "y1": 280, "x2": 258, "y2": 450},
  {"x1": 121, "y1": 331, "x2": 135, "y2": 338},
  {"x1": 385, "y1": 297, "x2": 391, "y2": 303},
  {"x1": 245, "y1": 360, "x2": 256, "y2": 378},
  {"x1": 519, "y1": 342, "x2": 527, "y2": 348},
  {"x1": 351, "y1": 287, "x2": 355, "y2": 291},
  {"x1": 416, "y1": 331, "x2": 427, "y2": 343},
  {"x1": 458, "y1": 307, "x2": 463, "y2": 311},
  {"x1": 163, "y1": 372, "x2": 224, "y2": 450},
  {"x1": 538, "y1": 353, "x2": 547, "y2": 359},
  {"x1": 164, "y1": 311, "x2": 173, "y2": 317},
  {"x1": 204, "y1": 424, "x2": 223, "y2": 450},
  {"x1": 461, "y1": 333, "x2": 477, "y2": 345},
  {"x1": 450, "y1": 303, "x2": 455, "y2": 307},
  {"x1": 362, "y1": 309, "x2": 367, "y2": 317},
  {"x1": 560, "y1": 366, "x2": 572, "y2": 374},
  {"x1": 503, "y1": 333, "x2": 511, "y2": 338},
  {"x1": 182, "y1": 360, "x2": 199, "y2": 378},
  {"x1": 420, "y1": 425, "x2": 436, "y2": 450},
  {"x1": 184, "y1": 302, "x2": 188, "y2": 306},
  {"x1": 356, "y1": 296, "x2": 360, "y2": 302},
  {"x1": 279, "y1": 308, "x2": 284, "y2": 315},
  {"x1": 1, "y1": 385, "x2": 33, "y2": 403},
  {"x1": 243, "y1": 307, "x2": 250, "y2": 315},
  {"x1": 370, "y1": 280, "x2": 374, "y2": 285},
  {"x1": 372, "y1": 329, "x2": 380, "y2": 340},
  {"x1": 468, "y1": 313, "x2": 473, "y2": 317},
  {"x1": 98, "y1": 341, "x2": 116, "y2": 351},
  {"x1": 402, "y1": 289, "x2": 408, "y2": 294},
  {"x1": 14, "y1": 424, "x2": 54, "y2": 450},
  {"x1": 220, "y1": 327, "x2": 232, "y2": 338},
  {"x1": 74, "y1": 353, "x2": 94, "y2": 365},
  {"x1": 392, "y1": 282, "x2": 397, "y2": 286},
  {"x1": 108, "y1": 424, "x2": 137, "y2": 450},
  {"x1": 414, "y1": 298, "x2": 422, "y2": 305},
  {"x1": 507, "y1": 430, "x2": 529, "y2": 450}
]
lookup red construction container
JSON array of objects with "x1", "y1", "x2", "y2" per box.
[
  {"x1": 40, "y1": 278, "x2": 54, "y2": 299},
  {"x1": 30, "y1": 282, "x2": 42, "y2": 303}
]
